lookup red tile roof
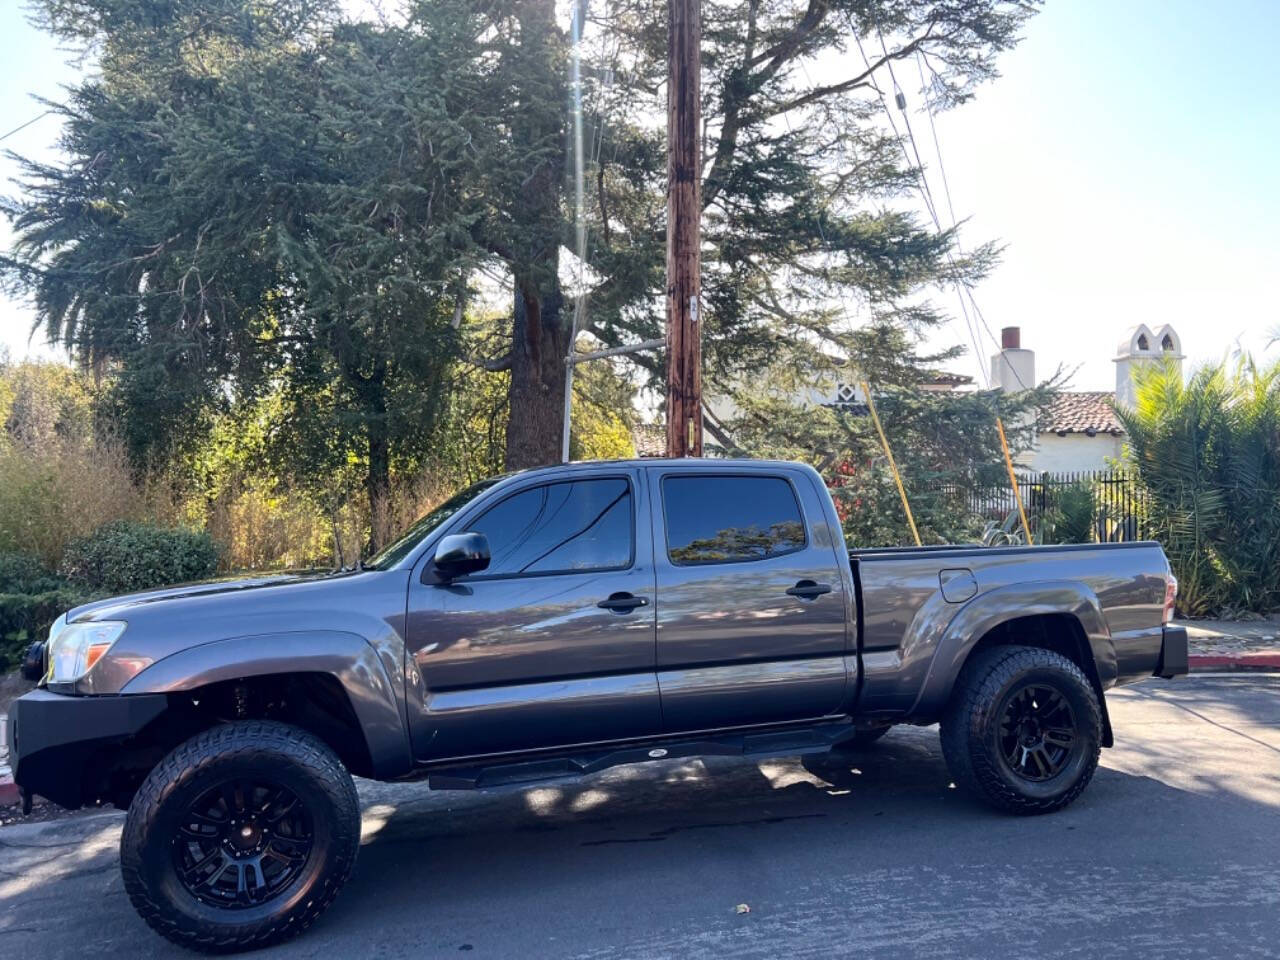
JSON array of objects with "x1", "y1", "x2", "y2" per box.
[
  {"x1": 1042, "y1": 391, "x2": 1123, "y2": 436},
  {"x1": 632, "y1": 423, "x2": 667, "y2": 457}
]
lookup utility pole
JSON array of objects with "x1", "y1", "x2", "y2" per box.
[{"x1": 665, "y1": 0, "x2": 702, "y2": 457}]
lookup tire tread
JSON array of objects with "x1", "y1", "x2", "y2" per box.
[
  {"x1": 120, "y1": 720, "x2": 359, "y2": 954},
  {"x1": 940, "y1": 645, "x2": 1101, "y2": 815}
]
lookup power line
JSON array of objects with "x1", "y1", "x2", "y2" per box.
[
  {"x1": 914, "y1": 53, "x2": 958, "y2": 227},
  {"x1": 849, "y1": 23, "x2": 989, "y2": 388},
  {"x1": 853, "y1": 18, "x2": 1031, "y2": 392},
  {"x1": 905, "y1": 50, "x2": 1030, "y2": 391},
  {"x1": 0, "y1": 110, "x2": 53, "y2": 144}
]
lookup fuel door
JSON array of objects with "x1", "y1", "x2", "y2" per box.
[{"x1": 939, "y1": 567, "x2": 978, "y2": 604}]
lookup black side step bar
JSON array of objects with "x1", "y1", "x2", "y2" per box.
[{"x1": 426, "y1": 719, "x2": 855, "y2": 791}]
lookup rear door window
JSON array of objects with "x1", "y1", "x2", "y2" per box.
[
  {"x1": 465, "y1": 477, "x2": 633, "y2": 577},
  {"x1": 662, "y1": 475, "x2": 806, "y2": 565}
]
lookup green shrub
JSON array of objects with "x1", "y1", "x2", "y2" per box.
[
  {"x1": 61, "y1": 521, "x2": 222, "y2": 595},
  {"x1": 0, "y1": 588, "x2": 95, "y2": 672},
  {"x1": 1047, "y1": 483, "x2": 1096, "y2": 545},
  {"x1": 0, "y1": 552, "x2": 70, "y2": 594}
]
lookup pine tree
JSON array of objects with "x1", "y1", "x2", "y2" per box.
[
  {"x1": 5, "y1": 0, "x2": 1044, "y2": 518},
  {"x1": 5, "y1": 0, "x2": 490, "y2": 547}
]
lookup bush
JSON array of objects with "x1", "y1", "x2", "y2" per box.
[
  {"x1": 0, "y1": 552, "x2": 94, "y2": 670},
  {"x1": 0, "y1": 552, "x2": 69, "y2": 594},
  {"x1": 61, "y1": 521, "x2": 222, "y2": 595},
  {"x1": 0, "y1": 588, "x2": 95, "y2": 672},
  {"x1": 1047, "y1": 482, "x2": 1096, "y2": 545}
]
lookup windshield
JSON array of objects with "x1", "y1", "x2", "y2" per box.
[{"x1": 366, "y1": 476, "x2": 506, "y2": 569}]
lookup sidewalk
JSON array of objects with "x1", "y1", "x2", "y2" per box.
[{"x1": 1179, "y1": 616, "x2": 1280, "y2": 671}]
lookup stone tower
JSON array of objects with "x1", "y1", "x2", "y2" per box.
[{"x1": 1114, "y1": 324, "x2": 1183, "y2": 410}]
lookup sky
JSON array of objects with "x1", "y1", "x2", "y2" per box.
[{"x1": 1, "y1": 0, "x2": 1277, "y2": 391}]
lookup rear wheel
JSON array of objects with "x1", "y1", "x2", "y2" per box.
[
  {"x1": 121, "y1": 720, "x2": 360, "y2": 953},
  {"x1": 940, "y1": 645, "x2": 1101, "y2": 815}
]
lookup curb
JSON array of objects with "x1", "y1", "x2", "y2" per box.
[{"x1": 1188, "y1": 653, "x2": 1280, "y2": 672}]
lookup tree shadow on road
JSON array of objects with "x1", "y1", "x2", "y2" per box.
[{"x1": 2, "y1": 682, "x2": 1278, "y2": 958}]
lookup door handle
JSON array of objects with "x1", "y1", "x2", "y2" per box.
[
  {"x1": 597, "y1": 592, "x2": 649, "y2": 613},
  {"x1": 786, "y1": 580, "x2": 832, "y2": 600}
]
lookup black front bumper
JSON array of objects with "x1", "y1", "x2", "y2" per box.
[
  {"x1": 1156, "y1": 625, "x2": 1189, "y2": 679},
  {"x1": 7, "y1": 689, "x2": 168, "y2": 809}
]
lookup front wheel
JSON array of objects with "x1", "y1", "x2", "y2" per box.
[
  {"x1": 120, "y1": 720, "x2": 361, "y2": 953},
  {"x1": 940, "y1": 645, "x2": 1102, "y2": 815}
]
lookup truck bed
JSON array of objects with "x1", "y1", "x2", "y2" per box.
[{"x1": 847, "y1": 539, "x2": 1172, "y2": 722}]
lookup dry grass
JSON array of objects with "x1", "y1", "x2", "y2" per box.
[
  {"x1": 0, "y1": 437, "x2": 162, "y2": 568},
  {"x1": 199, "y1": 472, "x2": 454, "y2": 572},
  {"x1": 0, "y1": 432, "x2": 459, "y2": 575}
]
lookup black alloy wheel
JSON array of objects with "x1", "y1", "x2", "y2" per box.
[
  {"x1": 997, "y1": 683, "x2": 1077, "y2": 782},
  {"x1": 122, "y1": 720, "x2": 360, "y2": 953},
  {"x1": 173, "y1": 779, "x2": 314, "y2": 909},
  {"x1": 940, "y1": 644, "x2": 1102, "y2": 815}
]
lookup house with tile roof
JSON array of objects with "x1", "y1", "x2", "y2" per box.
[
  {"x1": 990, "y1": 324, "x2": 1184, "y2": 473},
  {"x1": 630, "y1": 324, "x2": 1183, "y2": 471}
]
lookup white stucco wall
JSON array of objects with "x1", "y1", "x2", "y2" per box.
[{"x1": 1030, "y1": 432, "x2": 1124, "y2": 473}]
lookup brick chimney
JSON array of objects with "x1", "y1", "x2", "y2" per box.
[{"x1": 990, "y1": 326, "x2": 1035, "y2": 392}]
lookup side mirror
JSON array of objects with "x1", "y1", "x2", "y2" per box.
[{"x1": 432, "y1": 532, "x2": 490, "y2": 581}]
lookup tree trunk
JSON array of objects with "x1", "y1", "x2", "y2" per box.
[
  {"x1": 505, "y1": 277, "x2": 568, "y2": 470},
  {"x1": 500, "y1": 0, "x2": 569, "y2": 472},
  {"x1": 345, "y1": 357, "x2": 393, "y2": 555},
  {"x1": 366, "y1": 415, "x2": 392, "y2": 554}
]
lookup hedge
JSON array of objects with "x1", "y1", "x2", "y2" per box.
[
  {"x1": 0, "y1": 522, "x2": 222, "y2": 673},
  {"x1": 0, "y1": 588, "x2": 93, "y2": 672},
  {"x1": 60, "y1": 521, "x2": 221, "y2": 596}
]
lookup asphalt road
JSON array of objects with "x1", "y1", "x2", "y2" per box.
[{"x1": 1, "y1": 674, "x2": 1277, "y2": 959}]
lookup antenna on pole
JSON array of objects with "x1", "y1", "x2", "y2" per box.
[{"x1": 664, "y1": 0, "x2": 702, "y2": 457}]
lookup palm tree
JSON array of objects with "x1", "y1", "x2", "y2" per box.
[{"x1": 1117, "y1": 358, "x2": 1280, "y2": 615}]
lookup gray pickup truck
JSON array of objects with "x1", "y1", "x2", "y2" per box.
[{"x1": 7, "y1": 458, "x2": 1186, "y2": 952}]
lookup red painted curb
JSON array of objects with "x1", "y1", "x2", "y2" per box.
[
  {"x1": 1189, "y1": 653, "x2": 1280, "y2": 671},
  {"x1": 0, "y1": 777, "x2": 18, "y2": 808}
]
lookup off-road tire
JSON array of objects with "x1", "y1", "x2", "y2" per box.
[
  {"x1": 940, "y1": 645, "x2": 1101, "y2": 815},
  {"x1": 121, "y1": 720, "x2": 360, "y2": 953}
]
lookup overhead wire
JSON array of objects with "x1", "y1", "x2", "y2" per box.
[
  {"x1": 853, "y1": 16, "x2": 1032, "y2": 539},
  {"x1": 880, "y1": 29, "x2": 1030, "y2": 392},
  {"x1": 849, "y1": 25, "x2": 990, "y2": 388},
  {"x1": 0, "y1": 110, "x2": 53, "y2": 144}
]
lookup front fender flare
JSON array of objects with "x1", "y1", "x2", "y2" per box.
[
  {"x1": 120, "y1": 630, "x2": 412, "y2": 778},
  {"x1": 909, "y1": 580, "x2": 1117, "y2": 721}
]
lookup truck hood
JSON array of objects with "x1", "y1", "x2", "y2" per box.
[
  {"x1": 66, "y1": 571, "x2": 331, "y2": 623},
  {"x1": 57, "y1": 565, "x2": 412, "y2": 696}
]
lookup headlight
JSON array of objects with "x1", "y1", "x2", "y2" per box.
[
  {"x1": 46, "y1": 621, "x2": 126, "y2": 684},
  {"x1": 47, "y1": 612, "x2": 68, "y2": 643}
]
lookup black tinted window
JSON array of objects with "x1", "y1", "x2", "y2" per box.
[
  {"x1": 466, "y1": 478, "x2": 633, "y2": 576},
  {"x1": 663, "y1": 475, "x2": 806, "y2": 565}
]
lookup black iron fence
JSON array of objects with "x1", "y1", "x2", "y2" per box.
[{"x1": 933, "y1": 469, "x2": 1151, "y2": 543}]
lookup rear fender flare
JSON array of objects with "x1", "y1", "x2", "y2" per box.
[
  {"x1": 909, "y1": 580, "x2": 1117, "y2": 720},
  {"x1": 120, "y1": 630, "x2": 412, "y2": 778}
]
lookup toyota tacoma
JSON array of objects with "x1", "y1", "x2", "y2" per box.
[{"x1": 6, "y1": 458, "x2": 1187, "y2": 951}]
